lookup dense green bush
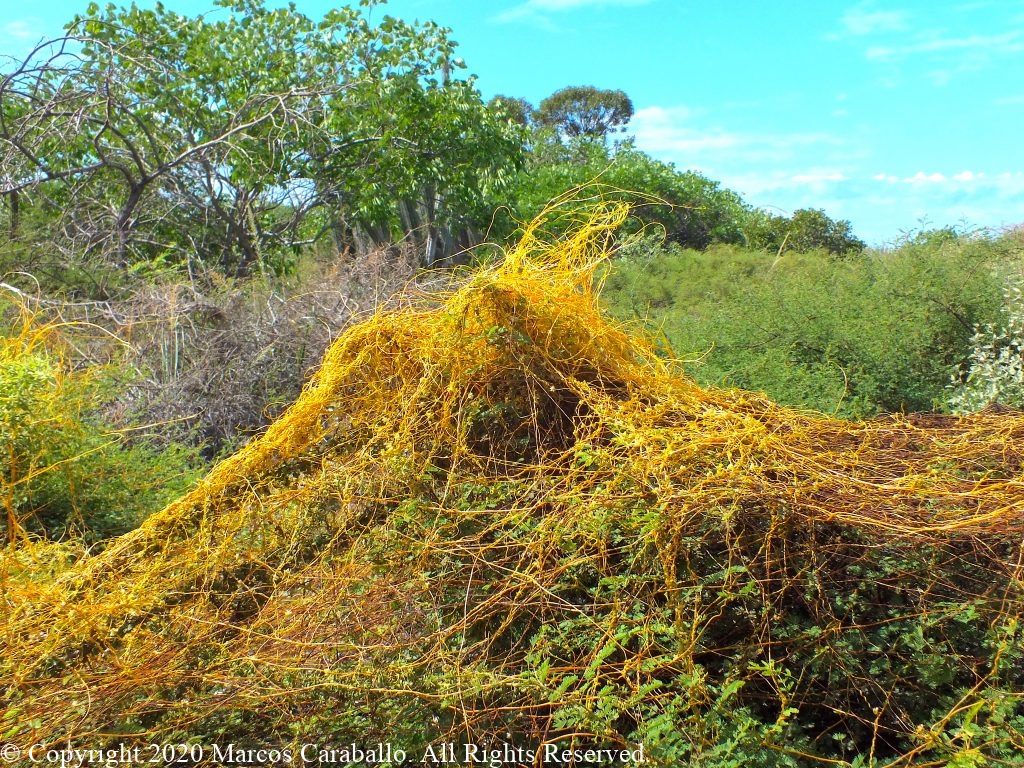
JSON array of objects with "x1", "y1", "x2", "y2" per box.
[
  {"x1": 743, "y1": 206, "x2": 866, "y2": 256},
  {"x1": 498, "y1": 139, "x2": 748, "y2": 249},
  {"x1": 602, "y1": 233, "x2": 1011, "y2": 417},
  {"x1": 1, "y1": 315, "x2": 200, "y2": 544}
]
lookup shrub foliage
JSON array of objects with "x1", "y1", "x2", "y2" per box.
[
  {"x1": 0, "y1": 298, "x2": 199, "y2": 543},
  {"x1": 602, "y1": 234, "x2": 1008, "y2": 418},
  {"x1": 949, "y1": 281, "x2": 1024, "y2": 413}
]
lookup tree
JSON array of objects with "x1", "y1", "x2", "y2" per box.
[
  {"x1": 1, "y1": 5, "x2": 332, "y2": 279},
  {"x1": 324, "y1": 70, "x2": 526, "y2": 266},
  {"x1": 499, "y1": 139, "x2": 747, "y2": 249},
  {"x1": 0, "y1": 0, "x2": 524, "y2": 284},
  {"x1": 534, "y1": 86, "x2": 634, "y2": 141},
  {"x1": 744, "y1": 208, "x2": 865, "y2": 256},
  {"x1": 487, "y1": 95, "x2": 534, "y2": 128}
]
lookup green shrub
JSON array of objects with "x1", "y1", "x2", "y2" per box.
[
  {"x1": 1, "y1": 313, "x2": 201, "y2": 544},
  {"x1": 743, "y1": 207, "x2": 865, "y2": 256},
  {"x1": 949, "y1": 281, "x2": 1024, "y2": 413},
  {"x1": 498, "y1": 140, "x2": 748, "y2": 249},
  {"x1": 602, "y1": 234, "x2": 1008, "y2": 417}
]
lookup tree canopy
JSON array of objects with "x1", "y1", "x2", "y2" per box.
[
  {"x1": 534, "y1": 85, "x2": 634, "y2": 141},
  {"x1": 497, "y1": 137, "x2": 747, "y2": 250},
  {"x1": 744, "y1": 207, "x2": 866, "y2": 256},
  {"x1": 0, "y1": 0, "x2": 525, "y2": 282},
  {"x1": 488, "y1": 95, "x2": 535, "y2": 128}
]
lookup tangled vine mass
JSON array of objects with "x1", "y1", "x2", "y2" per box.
[{"x1": 3, "y1": 205, "x2": 1024, "y2": 766}]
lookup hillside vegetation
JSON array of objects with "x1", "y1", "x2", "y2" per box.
[
  {"x1": 602, "y1": 229, "x2": 1024, "y2": 419},
  {"x1": 3, "y1": 207, "x2": 1024, "y2": 766},
  {"x1": 4, "y1": 2, "x2": 1024, "y2": 765}
]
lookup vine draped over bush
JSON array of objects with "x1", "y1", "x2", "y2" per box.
[
  {"x1": 0, "y1": 296, "x2": 200, "y2": 544},
  {"x1": 2, "y1": 206, "x2": 1024, "y2": 765}
]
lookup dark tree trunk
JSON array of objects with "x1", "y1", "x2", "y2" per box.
[
  {"x1": 114, "y1": 182, "x2": 145, "y2": 266},
  {"x1": 8, "y1": 190, "x2": 19, "y2": 240}
]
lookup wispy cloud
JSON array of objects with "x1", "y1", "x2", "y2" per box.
[
  {"x1": 687, "y1": 168, "x2": 1022, "y2": 245},
  {"x1": 729, "y1": 170, "x2": 852, "y2": 203},
  {"x1": 866, "y1": 30, "x2": 1024, "y2": 60},
  {"x1": 873, "y1": 170, "x2": 952, "y2": 185},
  {"x1": 632, "y1": 105, "x2": 842, "y2": 168},
  {"x1": 955, "y1": 2, "x2": 1001, "y2": 12},
  {"x1": 631, "y1": 105, "x2": 858, "y2": 223},
  {"x1": 904, "y1": 171, "x2": 948, "y2": 185},
  {"x1": 860, "y1": 26, "x2": 1024, "y2": 87},
  {"x1": 496, "y1": 0, "x2": 652, "y2": 24},
  {"x1": 791, "y1": 171, "x2": 848, "y2": 184},
  {"x1": 840, "y1": 6, "x2": 909, "y2": 36},
  {"x1": 634, "y1": 101, "x2": 1024, "y2": 243},
  {"x1": 825, "y1": 4, "x2": 908, "y2": 41},
  {"x1": 516, "y1": 0, "x2": 649, "y2": 8},
  {"x1": 872, "y1": 169, "x2": 1024, "y2": 195},
  {"x1": 3, "y1": 20, "x2": 38, "y2": 40},
  {"x1": 863, "y1": 169, "x2": 1024, "y2": 239},
  {"x1": 713, "y1": 171, "x2": 852, "y2": 201}
]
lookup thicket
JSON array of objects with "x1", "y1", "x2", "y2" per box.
[
  {"x1": 497, "y1": 140, "x2": 750, "y2": 250},
  {"x1": 0, "y1": 1, "x2": 865, "y2": 297},
  {"x1": 0, "y1": 295, "x2": 200, "y2": 544},
  {"x1": 104, "y1": 246, "x2": 422, "y2": 456},
  {"x1": 486, "y1": 85, "x2": 863, "y2": 256},
  {"x1": 0, "y1": 0, "x2": 524, "y2": 286},
  {"x1": 602, "y1": 228, "x2": 1019, "y2": 418},
  {"x1": 949, "y1": 230, "x2": 1024, "y2": 412},
  {"x1": 4, "y1": 207, "x2": 1024, "y2": 767}
]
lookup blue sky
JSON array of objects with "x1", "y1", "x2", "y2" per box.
[{"x1": 2, "y1": 0, "x2": 1022, "y2": 245}]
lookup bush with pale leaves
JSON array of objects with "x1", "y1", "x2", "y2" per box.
[{"x1": 949, "y1": 283, "x2": 1024, "y2": 413}]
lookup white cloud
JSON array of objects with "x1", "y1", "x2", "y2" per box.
[
  {"x1": 3, "y1": 20, "x2": 37, "y2": 40},
  {"x1": 633, "y1": 105, "x2": 700, "y2": 123},
  {"x1": 630, "y1": 104, "x2": 854, "y2": 218},
  {"x1": 700, "y1": 171, "x2": 777, "y2": 197},
  {"x1": 632, "y1": 102, "x2": 1024, "y2": 243},
  {"x1": 994, "y1": 171, "x2": 1024, "y2": 194},
  {"x1": 881, "y1": 172, "x2": 1024, "y2": 240},
  {"x1": 866, "y1": 30, "x2": 1024, "y2": 60},
  {"x1": 691, "y1": 170, "x2": 851, "y2": 203},
  {"x1": 0, "y1": 19, "x2": 45, "y2": 60},
  {"x1": 526, "y1": 0, "x2": 646, "y2": 7},
  {"x1": 955, "y1": 2, "x2": 1001, "y2": 12},
  {"x1": 631, "y1": 105, "x2": 841, "y2": 166},
  {"x1": 995, "y1": 94, "x2": 1024, "y2": 106},
  {"x1": 828, "y1": 171, "x2": 1024, "y2": 244},
  {"x1": 728, "y1": 170, "x2": 1024, "y2": 245},
  {"x1": 496, "y1": 0, "x2": 652, "y2": 23},
  {"x1": 839, "y1": 7, "x2": 909, "y2": 36},
  {"x1": 872, "y1": 169, "x2": 1022, "y2": 193},
  {"x1": 791, "y1": 171, "x2": 848, "y2": 184},
  {"x1": 824, "y1": 5, "x2": 908, "y2": 41},
  {"x1": 903, "y1": 171, "x2": 948, "y2": 184}
]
